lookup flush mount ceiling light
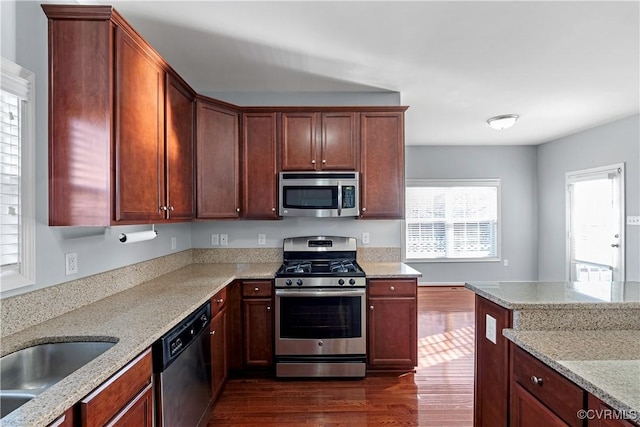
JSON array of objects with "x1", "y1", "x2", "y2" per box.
[{"x1": 487, "y1": 114, "x2": 519, "y2": 130}]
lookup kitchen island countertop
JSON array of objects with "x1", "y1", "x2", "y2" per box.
[{"x1": 503, "y1": 329, "x2": 640, "y2": 423}]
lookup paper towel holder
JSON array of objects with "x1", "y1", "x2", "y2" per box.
[{"x1": 119, "y1": 225, "x2": 158, "y2": 244}]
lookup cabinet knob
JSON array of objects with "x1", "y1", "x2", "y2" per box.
[
  {"x1": 311, "y1": 160, "x2": 316, "y2": 164},
  {"x1": 254, "y1": 287, "x2": 259, "y2": 292},
  {"x1": 530, "y1": 375, "x2": 543, "y2": 385},
  {"x1": 168, "y1": 206, "x2": 174, "y2": 211},
  {"x1": 322, "y1": 159, "x2": 326, "y2": 164},
  {"x1": 389, "y1": 286, "x2": 395, "y2": 291},
  {"x1": 272, "y1": 207, "x2": 276, "y2": 212},
  {"x1": 216, "y1": 298, "x2": 224, "y2": 304},
  {"x1": 267, "y1": 306, "x2": 271, "y2": 311},
  {"x1": 210, "y1": 330, "x2": 216, "y2": 336},
  {"x1": 361, "y1": 208, "x2": 367, "y2": 212},
  {"x1": 236, "y1": 208, "x2": 240, "y2": 212},
  {"x1": 369, "y1": 305, "x2": 374, "y2": 310},
  {"x1": 159, "y1": 206, "x2": 167, "y2": 211}
]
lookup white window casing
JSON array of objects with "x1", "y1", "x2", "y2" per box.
[
  {"x1": 404, "y1": 179, "x2": 501, "y2": 262},
  {"x1": 1, "y1": 57, "x2": 35, "y2": 292}
]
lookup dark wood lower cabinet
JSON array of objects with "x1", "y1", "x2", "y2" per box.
[
  {"x1": 79, "y1": 348, "x2": 153, "y2": 427},
  {"x1": 367, "y1": 278, "x2": 417, "y2": 371},
  {"x1": 510, "y1": 381, "x2": 570, "y2": 427},
  {"x1": 240, "y1": 281, "x2": 274, "y2": 370},
  {"x1": 588, "y1": 394, "x2": 639, "y2": 427},
  {"x1": 210, "y1": 307, "x2": 227, "y2": 402},
  {"x1": 474, "y1": 294, "x2": 513, "y2": 427}
]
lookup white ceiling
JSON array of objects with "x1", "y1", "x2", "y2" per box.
[{"x1": 79, "y1": 1, "x2": 639, "y2": 146}]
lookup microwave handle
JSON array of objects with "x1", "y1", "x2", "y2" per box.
[{"x1": 337, "y1": 181, "x2": 342, "y2": 216}]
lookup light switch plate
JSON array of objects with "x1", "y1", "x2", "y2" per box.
[
  {"x1": 258, "y1": 234, "x2": 266, "y2": 245},
  {"x1": 211, "y1": 234, "x2": 219, "y2": 246},
  {"x1": 485, "y1": 314, "x2": 497, "y2": 344},
  {"x1": 362, "y1": 232, "x2": 370, "y2": 244}
]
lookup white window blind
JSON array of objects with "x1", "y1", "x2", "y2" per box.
[
  {"x1": 1, "y1": 57, "x2": 35, "y2": 293},
  {"x1": 405, "y1": 180, "x2": 500, "y2": 261},
  {"x1": 0, "y1": 90, "x2": 21, "y2": 271}
]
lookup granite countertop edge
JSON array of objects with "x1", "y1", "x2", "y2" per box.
[
  {"x1": 503, "y1": 329, "x2": 640, "y2": 422},
  {"x1": 1, "y1": 261, "x2": 419, "y2": 427}
]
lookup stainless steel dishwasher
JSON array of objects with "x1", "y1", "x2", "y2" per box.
[{"x1": 153, "y1": 302, "x2": 212, "y2": 427}]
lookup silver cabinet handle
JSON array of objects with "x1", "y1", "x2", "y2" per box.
[
  {"x1": 369, "y1": 305, "x2": 374, "y2": 310},
  {"x1": 216, "y1": 298, "x2": 224, "y2": 304},
  {"x1": 168, "y1": 206, "x2": 174, "y2": 211},
  {"x1": 272, "y1": 207, "x2": 276, "y2": 212},
  {"x1": 159, "y1": 206, "x2": 167, "y2": 211},
  {"x1": 390, "y1": 286, "x2": 395, "y2": 291},
  {"x1": 236, "y1": 208, "x2": 240, "y2": 212},
  {"x1": 210, "y1": 330, "x2": 216, "y2": 336},
  {"x1": 254, "y1": 287, "x2": 260, "y2": 292},
  {"x1": 311, "y1": 160, "x2": 316, "y2": 164},
  {"x1": 267, "y1": 306, "x2": 271, "y2": 311},
  {"x1": 322, "y1": 159, "x2": 326, "y2": 164},
  {"x1": 362, "y1": 208, "x2": 367, "y2": 212},
  {"x1": 531, "y1": 375, "x2": 543, "y2": 385}
]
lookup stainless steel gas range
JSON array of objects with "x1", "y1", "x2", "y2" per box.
[{"x1": 274, "y1": 236, "x2": 366, "y2": 378}]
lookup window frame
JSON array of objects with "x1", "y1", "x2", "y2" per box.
[
  {"x1": 403, "y1": 178, "x2": 502, "y2": 263},
  {"x1": 1, "y1": 57, "x2": 36, "y2": 292}
]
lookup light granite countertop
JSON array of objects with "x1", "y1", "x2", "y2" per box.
[
  {"x1": 465, "y1": 281, "x2": 640, "y2": 310},
  {"x1": 0, "y1": 260, "x2": 419, "y2": 426},
  {"x1": 503, "y1": 329, "x2": 640, "y2": 423}
]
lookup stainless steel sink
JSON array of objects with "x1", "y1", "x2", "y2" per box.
[{"x1": 0, "y1": 341, "x2": 115, "y2": 418}]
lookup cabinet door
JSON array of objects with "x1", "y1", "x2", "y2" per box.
[
  {"x1": 243, "y1": 298, "x2": 273, "y2": 368},
  {"x1": 106, "y1": 384, "x2": 153, "y2": 427},
  {"x1": 587, "y1": 394, "x2": 637, "y2": 427},
  {"x1": 242, "y1": 113, "x2": 279, "y2": 218},
  {"x1": 196, "y1": 100, "x2": 240, "y2": 218},
  {"x1": 368, "y1": 295, "x2": 417, "y2": 368},
  {"x1": 165, "y1": 74, "x2": 195, "y2": 221},
  {"x1": 360, "y1": 112, "x2": 405, "y2": 219},
  {"x1": 114, "y1": 27, "x2": 166, "y2": 223},
  {"x1": 321, "y1": 112, "x2": 358, "y2": 170},
  {"x1": 511, "y1": 382, "x2": 570, "y2": 427},
  {"x1": 210, "y1": 308, "x2": 227, "y2": 402},
  {"x1": 475, "y1": 295, "x2": 512, "y2": 427},
  {"x1": 281, "y1": 112, "x2": 317, "y2": 171}
]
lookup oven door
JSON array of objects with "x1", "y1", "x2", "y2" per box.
[{"x1": 275, "y1": 287, "x2": 366, "y2": 356}]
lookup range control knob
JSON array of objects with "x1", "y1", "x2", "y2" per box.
[
  {"x1": 338, "y1": 279, "x2": 345, "y2": 286},
  {"x1": 296, "y1": 279, "x2": 303, "y2": 286},
  {"x1": 349, "y1": 279, "x2": 356, "y2": 285},
  {"x1": 285, "y1": 279, "x2": 292, "y2": 286}
]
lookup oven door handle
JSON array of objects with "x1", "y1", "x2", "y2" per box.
[{"x1": 276, "y1": 289, "x2": 365, "y2": 298}]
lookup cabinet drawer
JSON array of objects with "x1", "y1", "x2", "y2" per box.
[
  {"x1": 512, "y1": 345, "x2": 584, "y2": 427},
  {"x1": 80, "y1": 348, "x2": 152, "y2": 427},
  {"x1": 368, "y1": 279, "x2": 416, "y2": 297},
  {"x1": 211, "y1": 287, "x2": 227, "y2": 316},
  {"x1": 242, "y1": 281, "x2": 272, "y2": 297}
]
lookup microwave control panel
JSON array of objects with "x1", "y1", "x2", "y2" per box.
[{"x1": 342, "y1": 186, "x2": 356, "y2": 208}]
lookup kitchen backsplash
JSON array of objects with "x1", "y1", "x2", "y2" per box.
[{"x1": 1, "y1": 247, "x2": 401, "y2": 338}]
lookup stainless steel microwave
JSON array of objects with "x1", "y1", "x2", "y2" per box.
[{"x1": 278, "y1": 172, "x2": 360, "y2": 218}]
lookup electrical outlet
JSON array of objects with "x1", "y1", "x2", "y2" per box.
[
  {"x1": 503, "y1": 259, "x2": 509, "y2": 267},
  {"x1": 258, "y1": 234, "x2": 266, "y2": 245},
  {"x1": 211, "y1": 234, "x2": 219, "y2": 246},
  {"x1": 220, "y1": 234, "x2": 228, "y2": 246},
  {"x1": 362, "y1": 232, "x2": 370, "y2": 244},
  {"x1": 627, "y1": 216, "x2": 640, "y2": 225},
  {"x1": 65, "y1": 253, "x2": 78, "y2": 275},
  {"x1": 171, "y1": 236, "x2": 177, "y2": 250}
]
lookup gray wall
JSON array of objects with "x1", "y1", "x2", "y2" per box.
[
  {"x1": 405, "y1": 145, "x2": 539, "y2": 283},
  {"x1": 537, "y1": 114, "x2": 640, "y2": 281}
]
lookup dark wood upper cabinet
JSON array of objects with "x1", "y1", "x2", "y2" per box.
[
  {"x1": 44, "y1": 5, "x2": 196, "y2": 225},
  {"x1": 360, "y1": 111, "x2": 406, "y2": 219},
  {"x1": 281, "y1": 112, "x2": 358, "y2": 171},
  {"x1": 196, "y1": 97, "x2": 240, "y2": 219},
  {"x1": 114, "y1": 27, "x2": 166, "y2": 223},
  {"x1": 242, "y1": 113, "x2": 279, "y2": 219},
  {"x1": 165, "y1": 74, "x2": 196, "y2": 221}
]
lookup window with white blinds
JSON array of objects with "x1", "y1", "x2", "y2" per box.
[
  {"x1": 404, "y1": 179, "x2": 500, "y2": 261},
  {"x1": 1, "y1": 58, "x2": 35, "y2": 292}
]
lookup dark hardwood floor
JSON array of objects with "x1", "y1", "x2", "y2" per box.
[{"x1": 208, "y1": 286, "x2": 475, "y2": 426}]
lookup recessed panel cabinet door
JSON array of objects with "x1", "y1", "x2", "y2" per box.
[
  {"x1": 281, "y1": 112, "x2": 317, "y2": 171},
  {"x1": 196, "y1": 100, "x2": 240, "y2": 218},
  {"x1": 165, "y1": 75, "x2": 195, "y2": 221},
  {"x1": 321, "y1": 112, "x2": 358, "y2": 170},
  {"x1": 242, "y1": 113, "x2": 279, "y2": 218},
  {"x1": 114, "y1": 28, "x2": 166, "y2": 223}
]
